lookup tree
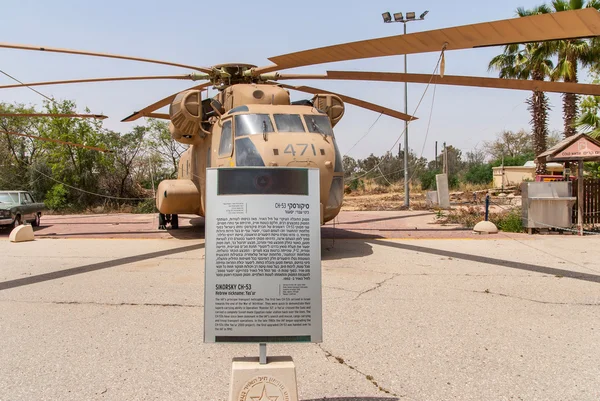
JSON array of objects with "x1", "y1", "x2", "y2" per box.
[
  {"x1": 464, "y1": 146, "x2": 486, "y2": 166},
  {"x1": 104, "y1": 127, "x2": 148, "y2": 199},
  {"x1": 575, "y1": 78, "x2": 600, "y2": 138},
  {"x1": 0, "y1": 103, "x2": 47, "y2": 190},
  {"x1": 489, "y1": 5, "x2": 553, "y2": 175},
  {"x1": 548, "y1": 0, "x2": 600, "y2": 138},
  {"x1": 483, "y1": 129, "x2": 533, "y2": 161},
  {"x1": 342, "y1": 155, "x2": 358, "y2": 179},
  {"x1": 146, "y1": 119, "x2": 186, "y2": 178}
]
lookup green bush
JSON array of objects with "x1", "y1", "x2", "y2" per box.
[
  {"x1": 44, "y1": 184, "x2": 69, "y2": 211},
  {"x1": 448, "y1": 174, "x2": 460, "y2": 189},
  {"x1": 134, "y1": 198, "x2": 156, "y2": 214},
  {"x1": 465, "y1": 164, "x2": 493, "y2": 185},
  {"x1": 420, "y1": 170, "x2": 439, "y2": 190},
  {"x1": 347, "y1": 178, "x2": 365, "y2": 191},
  {"x1": 494, "y1": 208, "x2": 523, "y2": 233}
]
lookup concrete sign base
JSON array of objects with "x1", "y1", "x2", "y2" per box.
[
  {"x1": 229, "y1": 356, "x2": 298, "y2": 401},
  {"x1": 473, "y1": 220, "x2": 499, "y2": 234},
  {"x1": 436, "y1": 174, "x2": 451, "y2": 209},
  {"x1": 9, "y1": 225, "x2": 34, "y2": 243}
]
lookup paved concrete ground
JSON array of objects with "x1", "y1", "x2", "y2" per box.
[{"x1": 0, "y1": 231, "x2": 598, "y2": 400}]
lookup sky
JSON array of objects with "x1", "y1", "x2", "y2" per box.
[{"x1": 0, "y1": 0, "x2": 594, "y2": 162}]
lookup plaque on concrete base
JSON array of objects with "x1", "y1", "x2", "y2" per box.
[{"x1": 229, "y1": 356, "x2": 298, "y2": 401}]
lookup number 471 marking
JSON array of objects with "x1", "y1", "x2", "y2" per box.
[{"x1": 284, "y1": 143, "x2": 317, "y2": 156}]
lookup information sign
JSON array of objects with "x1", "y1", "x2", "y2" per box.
[{"x1": 204, "y1": 167, "x2": 322, "y2": 343}]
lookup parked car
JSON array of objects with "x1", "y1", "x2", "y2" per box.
[{"x1": 0, "y1": 191, "x2": 45, "y2": 228}]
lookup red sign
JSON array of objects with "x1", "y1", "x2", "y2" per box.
[{"x1": 556, "y1": 139, "x2": 600, "y2": 159}]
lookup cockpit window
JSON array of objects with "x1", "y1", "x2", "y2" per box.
[
  {"x1": 303, "y1": 115, "x2": 334, "y2": 136},
  {"x1": 274, "y1": 114, "x2": 305, "y2": 132},
  {"x1": 235, "y1": 114, "x2": 274, "y2": 137}
]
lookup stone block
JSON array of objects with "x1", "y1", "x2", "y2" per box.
[
  {"x1": 229, "y1": 356, "x2": 298, "y2": 401},
  {"x1": 9, "y1": 224, "x2": 34, "y2": 243}
]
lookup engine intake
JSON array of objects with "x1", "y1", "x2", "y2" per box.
[
  {"x1": 169, "y1": 90, "x2": 203, "y2": 142},
  {"x1": 312, "y1": 94, "x2": 345, "y2": 127}
]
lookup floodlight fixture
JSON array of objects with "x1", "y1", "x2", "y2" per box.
[
  {"x1": 393, "y1": 12, "x2": 404, "y2": 22},
  {"x1": 420, "y1": 10, "x2": 429, "y2": 19},
  {"x1": 406, "y1": 12, "x2": 416, "y2": 20},
  {"x1": 382, "y1": 12, "x2": 392, "y2": 23}
]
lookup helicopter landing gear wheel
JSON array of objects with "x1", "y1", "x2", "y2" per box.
[
  {"x1": 158, "y1": 213, "x2": 167, "y2": 230},
  {"x1": 158, "y1": 213, "x2": 179, "y2": 230}
]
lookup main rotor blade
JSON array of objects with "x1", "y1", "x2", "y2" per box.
[
  {"x1": 255, "y1": 8, "x2": 600, "y2": 73},
  {"x1": 0, "y1": 74, "x2": 201, "y2": 90},
  {"x1": 0, "y1": 42, "x2": 212, "y2": 74},
  {"x1": 316, "y1": 71, "x2": 600, "y2": 96},
  {"x1": 121, "y1": 82, "x2": 212, "y2": 122},
  {"x1": 275, "y1": 83, "x2": 417, "y2": 122},
  {"x1": 1, "y1": 130, "x2": 110, "y2": 152},
  {"x1": 0, "y1": 113, "x2": 107, "y2": 119}
]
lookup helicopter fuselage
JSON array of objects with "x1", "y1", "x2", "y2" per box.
[{"x1": 155, "y1": 84, "x2": 345, "y2": 224}]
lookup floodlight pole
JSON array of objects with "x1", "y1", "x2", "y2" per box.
[
  {"x1": 383, "y1": 11, "x2": 428, "y2": 208},
  {"x1": 403, "y1": 22, "x2": 409, "y2": 208}
]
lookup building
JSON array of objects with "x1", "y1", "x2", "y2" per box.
[{"x1": 492, "y1": 161, "x2": 564, "y2": 189}]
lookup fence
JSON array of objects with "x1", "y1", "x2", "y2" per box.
[{"x1": 572, "y1": 178, "x2": 600, "y2": 225}]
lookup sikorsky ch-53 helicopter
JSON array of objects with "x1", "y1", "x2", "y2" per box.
[{"x1": 2, "y1": 8, "x2": 600, "y2": 228}]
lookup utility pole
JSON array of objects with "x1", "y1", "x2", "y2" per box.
[
  {"x1": 435, "y1": 141, "x2": 438, "y2": 170},
  {"x1": 443, "y1": 142, "x2": 448, "y2": 175},
  {"x1": 382, "y1": 10, "x2": 429, "y2": 208}
]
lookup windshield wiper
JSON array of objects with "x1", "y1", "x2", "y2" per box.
[
  {"x1": 262, "y1": 120, "x2": 268, "y2": 141},
  {"x1": 311, "y1": 118, "x2": 328, "y2": 141}
]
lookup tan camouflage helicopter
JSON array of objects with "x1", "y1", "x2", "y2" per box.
[{"x1": 2, "y1": 8, "x2": 600, "y2": 228}]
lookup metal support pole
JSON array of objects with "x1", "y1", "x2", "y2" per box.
[
  {"x1": 485, "y1": 194, "x2": 490, "y2": 221},
  {"x1": 403, "y1": 22, "x2": 410, "y2": 208},
  {"x1": 435, "y1": 141, "x2": 438, "y2": 170},
  {"x1": 443, "y1": 142, "x2": 448, "y2": 175},
  {"x1": 259, "y1": 343, "x2": 267, "y2": 364},
  {"x1": 578, "y1": 161, "x2": 584, "y2": 236}
]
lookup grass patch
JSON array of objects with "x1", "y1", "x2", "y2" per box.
[{"x1": 438, "y1": 206, "x2": 523, "y2": 233}]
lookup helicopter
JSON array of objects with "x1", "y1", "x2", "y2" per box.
[{"x1": 2, "y1": 8, "x2": 600, "y2": 228}]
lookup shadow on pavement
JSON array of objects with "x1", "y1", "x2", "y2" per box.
[
  {"x1": 340, "y1": 212, "x2": 434, "y2": 225},
  {"x1": 321, "y1": 240, "x2": 374, "y2": 261},
  {"x1": 167, "y1": 217, "x2": 206, "y2": 240},
  {"x1": 0, "y1": 243, "x2": 204, "y2": 292},
  {"x1": 367, "y1": 239, "x2": 600, "y2": 284},
  {"x1": 0, "y1": 225, "x2": 46, "y2": 237}
]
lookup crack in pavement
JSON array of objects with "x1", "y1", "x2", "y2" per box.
[
  {"x1": 323, "y1": 285, "x2": 362, "y2": 293},
  {"x1": 354, "y1": 274, "x2": 400, "y2": 300},
  {"x1": 470, "y1": 290, "x2": 600, "y2": 306},
  {"x1": 0, "y1": 299, "x2": 203, "y2": 308},
  {"x1": 316, "y1": 344, "x2": 404, "y2": 398}
]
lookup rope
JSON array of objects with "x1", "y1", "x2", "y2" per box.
[
  {"x1": 345, "y1": 44, "x2": 446, "y2": 183},
  {"x1": 0, "y1": 68, "x2": 56, "y2": 104},
  {"x1": 31, "y1": 166, "x2": 155, "y2": 201},
  {"x1": 343, "y1": 112, "x2": 384, "y2": 156}
]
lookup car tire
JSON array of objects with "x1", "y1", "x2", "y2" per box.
[
  {"x1": 12, "y1": 215, "x2": 22, "y2": 229},
  {"x1": 32, "y1": 213, "x2": 41, "y2": 227}
]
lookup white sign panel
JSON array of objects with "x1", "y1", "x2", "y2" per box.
[{"x1": 204, "y1": 167, "x2": 322, "y2": 343}]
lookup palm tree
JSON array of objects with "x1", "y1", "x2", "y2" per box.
[
  {"x1": 575, "y1": 82, "x2": 600, "y2": 138},
  {"x1": 549, "y1": 0, "x2": 600, "y2": 138},
  {"x1": 488, "y1": 6, "x2": 553, "y2": 175}
]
